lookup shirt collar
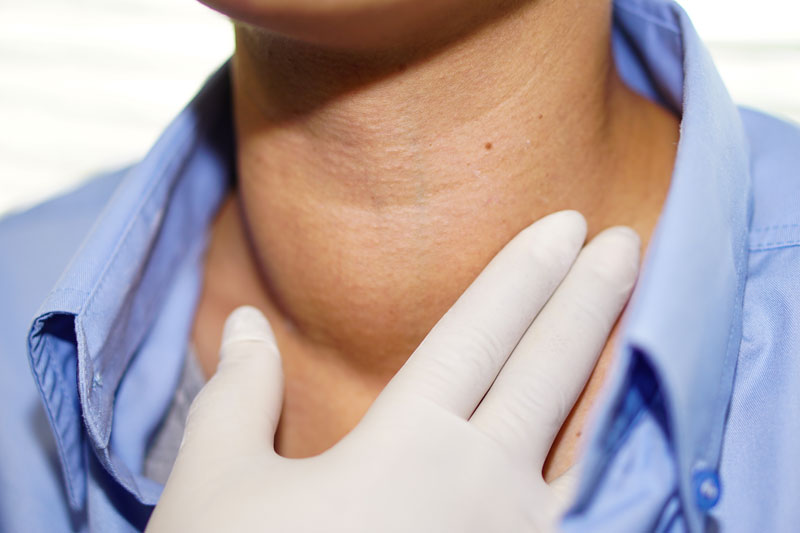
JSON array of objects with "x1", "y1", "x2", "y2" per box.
[
  {"x1": 572, "y1": 0, "x2": 751, "y2": 529},
  {"x1": 28, "y1": 65, "x2": 234, "y2": 507}
]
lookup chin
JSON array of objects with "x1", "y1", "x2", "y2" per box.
[{"x1": 198, "y1": 0, "x2": 473, "y2": 50}]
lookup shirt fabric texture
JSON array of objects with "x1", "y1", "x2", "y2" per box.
[{"x1": 1, "y1": 0, "x2": 799, "y2": 531}]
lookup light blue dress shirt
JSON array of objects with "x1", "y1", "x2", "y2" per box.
[{"x1": 1, "y1": 0, "x2": 799, "y2": 531}]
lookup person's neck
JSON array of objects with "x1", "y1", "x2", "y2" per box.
[{"x1": 192, "y1": 0, "x2": 678, "y2": 473}]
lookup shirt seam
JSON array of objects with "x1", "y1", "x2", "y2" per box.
[
  {"x1": 748, "y1": 222, "x2": 800, "y2": 250},
  {"x1": 749, "y1": 240, "x2": 800, "y2": 251},
  {"x1": 704, "y1": 238, "x2": 748, "y2": 460},
  {"x1": 750, "y1": 223, "x2": 800, "y2": 232}
]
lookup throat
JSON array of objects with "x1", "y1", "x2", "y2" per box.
[
  {"x1": 192, "y1": 80, "x2": 677, "y2": 459},
  {"x1": 191, "y1": 0, "x2": 679, "y2": 469}
]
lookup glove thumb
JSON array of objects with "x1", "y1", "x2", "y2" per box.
[{"x1": 180, "y1": 306, "x2": 285, "y2": 460}]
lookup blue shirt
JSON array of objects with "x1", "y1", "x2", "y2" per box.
[{"x1": 1, "y1": 0, "x2": 799, "y2": 531}]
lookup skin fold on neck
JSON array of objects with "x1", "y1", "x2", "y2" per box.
[{"x1": 191, "y1": 0, "x2": 679, "y2": 481}]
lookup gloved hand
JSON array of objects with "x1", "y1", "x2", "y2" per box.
[{"x1": 146, "y1": 210, "x2": 640, "y2": 533}]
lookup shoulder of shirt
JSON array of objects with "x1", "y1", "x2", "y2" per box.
[
  {"x1": 738, "y1": 107, "x2": 800, "y2": 250},
  {"x1": 0, "y1": 169, "x2": 126, "y2": 332}
]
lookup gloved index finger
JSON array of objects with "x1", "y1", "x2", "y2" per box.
[
  {"x1": 377, "y1": 210, "x2": 587, "y2": 419},
  {"x1": 468, "y1": 225, "x2": 640, "y2": 466}
]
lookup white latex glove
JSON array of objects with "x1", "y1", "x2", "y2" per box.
[{"x1": 146, "y1": 210, "x2": 640, "y2": 533}]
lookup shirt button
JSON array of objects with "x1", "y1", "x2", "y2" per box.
[{"x1": 693, "y1": 469, "x2": 721, "y2": 511}]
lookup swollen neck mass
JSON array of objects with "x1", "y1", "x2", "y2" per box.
[{"x1": 192, "y1": 0, "x2": 678, "y2": 472}]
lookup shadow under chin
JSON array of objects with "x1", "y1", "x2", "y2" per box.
[{"x1": 229, "y1": 0, "x2": 535, "y2": 121}]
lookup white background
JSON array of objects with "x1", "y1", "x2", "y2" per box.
[{"x1": 1, "y1": 0, "x2": 799, "y2": 216}]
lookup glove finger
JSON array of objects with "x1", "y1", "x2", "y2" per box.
[
  {"x1": 377, "y1": 211, "x2": 586, "y2": 419},
  {"x1": 469, "y1": 226, "x2": 639, "y2": 466},
  {"x1": 179, "y1": 306, "x2": 285, "y2": 463}
]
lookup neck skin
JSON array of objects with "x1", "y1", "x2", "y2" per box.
[{"x1": 192, "y1": 0, "x2": 679, "y2": 481}]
